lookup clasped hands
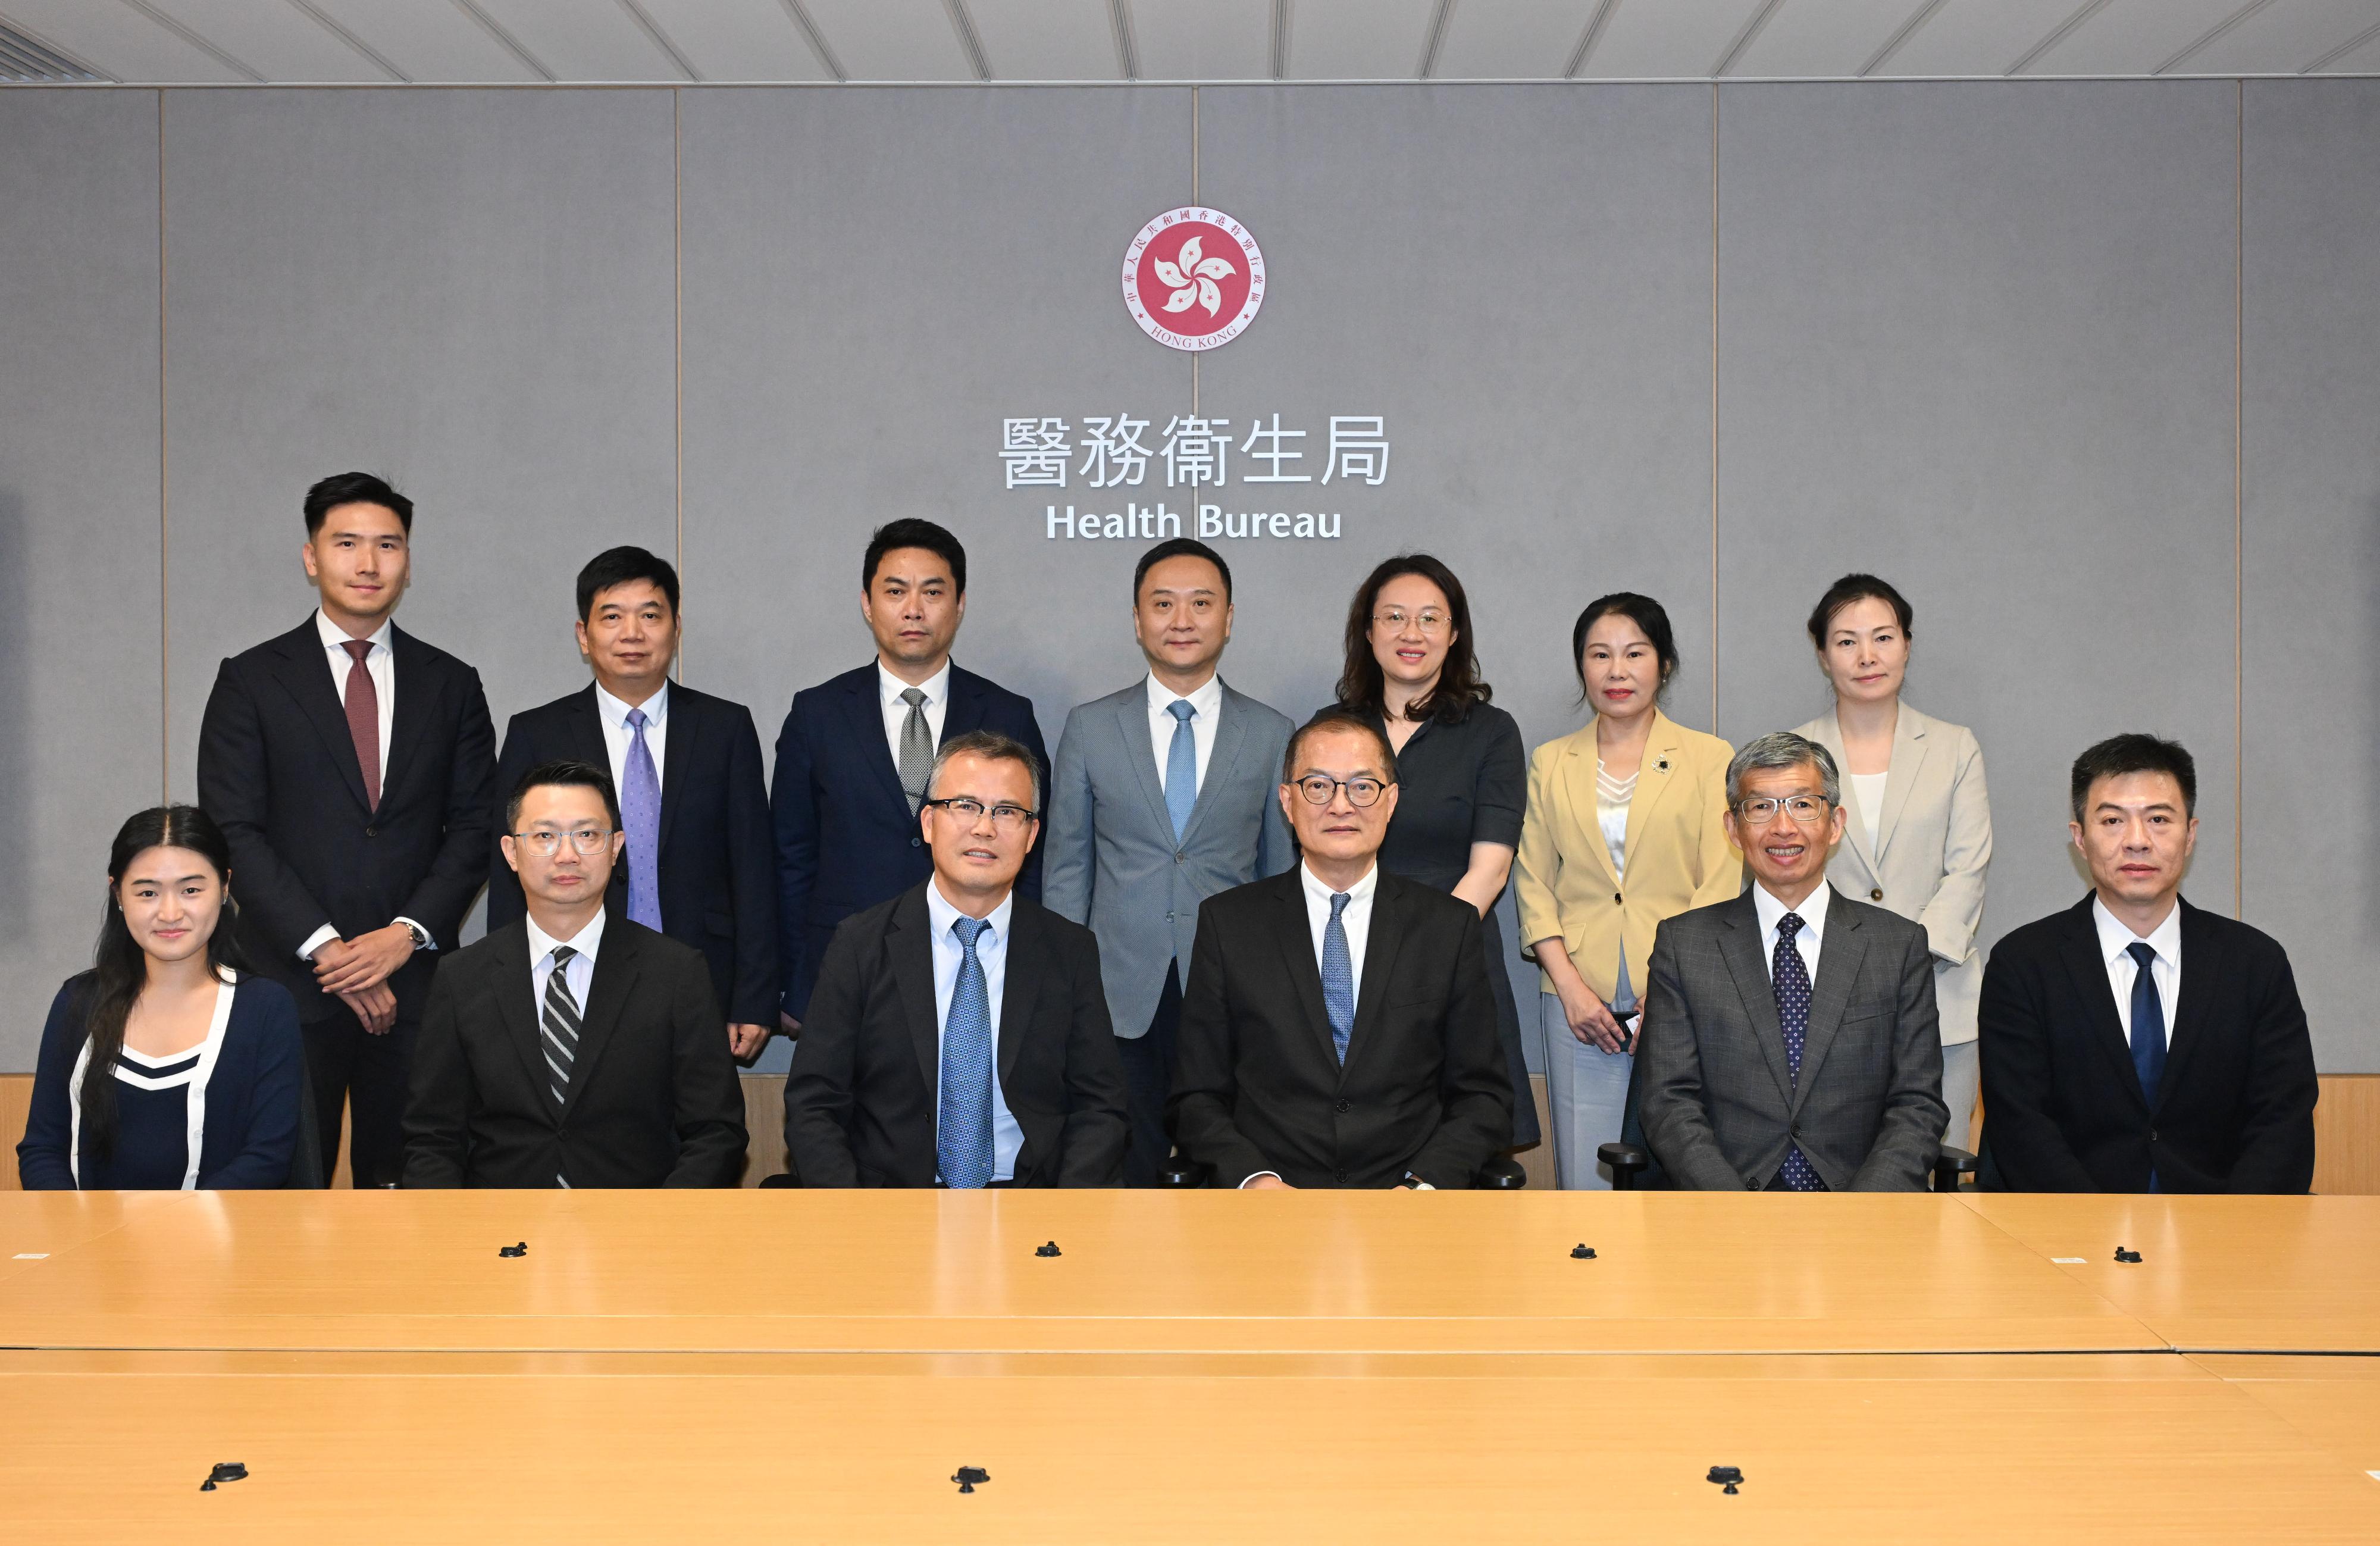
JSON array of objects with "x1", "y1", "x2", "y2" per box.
[{"x1": 311, "y1": 924, "x2": 415, "y2": 1034}]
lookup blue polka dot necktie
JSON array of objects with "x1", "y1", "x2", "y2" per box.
[
  {"x1": 1321, "y1": 892, "x2": 1355, "y2": 1065},
  {"x1": 1773, "y1": 912, "x2": 1822, "y2": 1192},
  {"x1": 937, "y1": 915, "x2": 995, "y2": 1190},
  {"x1": 1164, "y1": 699, "x2": 1198, "y2": 841}
]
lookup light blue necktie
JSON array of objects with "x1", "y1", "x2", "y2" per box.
[
  {"x1": 1322, "y1": 892, "x2": 1355, "y2": 1065},
  {"x1": 621, "y1": 707, "x2": 663, "y2": 931},
  {"x1": 937, "y1": 915, "x2": 995, "y2": 1190},
  {"x1": 1164, "y1": 699, "x2": 1198, "y2": 841}
]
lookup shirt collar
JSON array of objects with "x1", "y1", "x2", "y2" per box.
[
  {"x1": 2092, "y1": 894, "x2": 2182, "y2": 967},
  {"x1": 925, "y1": 876, "x2": 1014, "y2": 945},
  {"x1": 879, "y1": 659, "x2": 952, "y2": 711},
  {"x1": 1147, "y1": 671, "x2": 1225, "y2": 721},
  {"x1": 1299, "y1": 859, "x2": 1379, "y2": 907},
  {"x1": 525, "y1": 905, "x2": 607, "y2": 967},
  {"x1": 1753, "y1": 879, "x2": 1832, "y2": 946},
  {"x1": 594, "y1": 679, "x2": 669, "y2": 731},
  {"x1": 315, "y1": 608, "x2": 393, "y2": 657}
]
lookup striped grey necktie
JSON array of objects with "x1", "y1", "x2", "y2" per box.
[{"x1": 543, "y1": 945, "x2": 580, "y2": 1188}]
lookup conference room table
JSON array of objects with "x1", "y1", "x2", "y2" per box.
[{"x1": 4, "y1": 1190, "x2": 2378, "y2": 1540}]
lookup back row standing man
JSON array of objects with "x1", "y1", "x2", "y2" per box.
[{"x1": 199, "y1": 473, "x2": 496, "y2": 1186}]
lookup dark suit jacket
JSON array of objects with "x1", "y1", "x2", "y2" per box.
[
  {"x1": 401, "y1": 916, "x2": 748, "y2": 1187},
  {"x1": 771, "y1": 662, "x2": 1050, "y2": 1019},
  {"x1": 1639, "y1": 889, "x2": 1947, "y2": 1192},
  {"x1": 1978, "y1": 895, "x2": 2317, "y2": 1194},
  {"x1": 487, "y1": 684, "x2": 778, "y2": 1026},
  {"x1": 198, "y1": 616, "x2": 496, "y2": 1024},
  {"x1": 784, "y1": 884, "x2": 1126, "y2": 1187},
  {"x1": 1168, "y1": 869, "x2": 1511, "y2": 1190}
]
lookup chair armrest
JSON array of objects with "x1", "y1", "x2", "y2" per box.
[
  {"x1": 756, "y1": 1172, "x2": 803, "y2": 1190},
  {"x1": 1155, "y1": 1157, "x2": 1210, "y2": 1188},
  {"x1": 1474, "y1": 1153, "x2": 1528, "y2": 1190},
  {"x1": 1598, "y1": 1141, "x2": 1651, "y2": 1191},
  {"x1": 1931, "y1": 1144, "x2": 1977, "y2": 1194}
]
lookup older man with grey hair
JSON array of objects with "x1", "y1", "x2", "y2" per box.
[{"x1": 1636, "y1": 731, "x2": 1946, "y2": 1191}]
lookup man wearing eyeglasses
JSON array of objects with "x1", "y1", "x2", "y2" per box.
[
  {"x1": 1637, "y1": 731, "x2": 1946, "y2": 1191},
  {"x1": 1168, "y1": 711, "x2": 1511, "y2": 1189},
  {"x1": 784, "y1": 732, "x2": 1128, "y2": 1187},
  {"x1": 402, "y1": 759, "x2": 747, "y2": 1187}
]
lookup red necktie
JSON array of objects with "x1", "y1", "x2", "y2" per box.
[{"x1": 341, "y1": 639, "x2": 381, "y2": 810}]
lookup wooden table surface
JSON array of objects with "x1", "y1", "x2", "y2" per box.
[
  {"x1": 4, "y1": 1349, "x2": 2375, "y2": 1543},
  {"x1": 0, "y1": 1188, "x2": 2169, "y2": 1355}
]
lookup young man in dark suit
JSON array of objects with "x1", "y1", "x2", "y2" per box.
[
  {"x1": 770, "y1": 519, "x2": 1049, "y2": 1035},
  {"x1": 1980, "y1": 734, "x2": 2317, "y2": 1193},
  {"x1": 403, "y1": 760, "x2": 747, "y2": 1188},
  {"x1": 197, "y1": 472, "x2": 496, "y2": 1186},
  {"x1": 1168, "y1": 711, "x2": 1510, "y2": 1190},
  {"x1": 784, "y1": 732, "x2": 1127, "y2": 1187},
  {"x1": 488, "y1": 547, "x2": 776, "y2": 1062}
]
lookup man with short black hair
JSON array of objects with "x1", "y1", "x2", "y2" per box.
[
  {"x1": 489, "y1": 546, "x2": 777, "y2": 1060},
  {"x1": 1979, "y1": 734, "x2": 2316, "y2": 1193},
  {"x1": 771, "y1": 520, "x2": 1050, "y2": 1037},
  {"x1": 784, "y1": 732, "x2": 1128, "y2": 1187},
  {"x1": 198, "y1": 472, "x2": 496, "y2": 1186},
  {"x1": 1044, "y1": 539, "x2": 1297, "y2": 1185},
  {"x1": 403, "y1": 759, "x2": 747, "y2": 1188},
  {"x1": 1168, "y1": 710, "x2": 1510, "y2": 1189}
]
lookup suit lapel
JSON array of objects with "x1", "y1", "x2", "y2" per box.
[
  {"x1": 379, "y1": 625, "x2": 431, "y2": 812},
  {"x1": 844, "y1": 666, "x2": 914, "y2": 815},
  {"x1": 1269, "y1": 876, "x2": 1341, "y2": 1072},
  {"x1": 268, "y1": 618, "x2": 372, "y2": 815},
  {"x1": 1619, "y1": 713, "x2": 1686, "y2": 877},
  {"x1": 1873, "y1": 708, "x2": 1930, "y2": 863},
  {"x1": 1555, "y1": 730, "x2": 1619, "y2": 890},
  {"x1": 888, "y1": 888, "x2": 941, "y2": 1104},
  {"x1": 1806, "y1": 715, "x2": 1879, "y2": 882},
  {"x1": 2055, "y1": 898, "x2": 2148, "y2": 1112},
  {"x1": 996, "y1": 902, "x2": 1042, "y2": 1093},
  {"x1": 1790, "y1": 892, "x2": 1868, "y2": 1110},
  {"x1": 1116, "y1": 687, "x2": 1180, "y2": 843},
  {"x1": 941, "y1": 666, "x2": 984, "y2": 740},
  {"x1": 1179, "y1": 684, "x2": 1249, "y2": 850},
  {"x1": 562, "y1": 921, "x2": 639, "y2": 1116},
  {"x1": 656, "y1": 685, "x2": 692, "y2": 853},
  {"x1": 1340, "y1": 873, "x2": 1405, "y2": 1082},
  {"x1": 486, "y1": 925, "x2": 549, "y2": 1112},
  {"x1": 2162, "y1": 900, "x2": 2219, "y2": 1100},
  {"x1": 1715, "y1": 894, "x2": 1796, "y2": 1106}
]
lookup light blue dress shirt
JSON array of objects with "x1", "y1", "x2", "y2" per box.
[{"x1": 925, "y1": 880, "x2": 1024, "y2": 1183}]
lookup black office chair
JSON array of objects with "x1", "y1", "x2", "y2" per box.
[
  {"x1": 283, "y1": 1074, "x2": 326, "y2": 1190},
  {"x1": 1155, "y1": 1148, "x2": 1529, "y2": 1189},
  {"x1": 1595, "y1": 1050, "x2": 1976, "y2": 1193}
]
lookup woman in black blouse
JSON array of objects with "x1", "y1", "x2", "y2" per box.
[{"x1": 1333, "y1": 553, "x2": 1539, "y2": 1153}]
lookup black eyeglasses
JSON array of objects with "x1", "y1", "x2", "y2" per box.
[
  {"x1": 1292, "y1": 775, "x2": 1392, "y2": 808},
  {"x1": 922, "y1": 797, "x2": 1039, "y2": 831}
]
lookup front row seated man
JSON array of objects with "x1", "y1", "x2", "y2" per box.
[
  {"x1": 403, "y1": 760, "x2": 748, "y2": 1187},
  {"x1": 1980, "y1": 734, "x2": 2316, "y2": 1193},
  {"x1": 1167, "y1": 710, "x2": 1511, "y2": 1189},
  {"x1": 1639, "y1": 731, "x2": 1947, "y2": 1191},
  {"x1": 784, "y1": 733, "x2": 1129, "y2": 1187}
]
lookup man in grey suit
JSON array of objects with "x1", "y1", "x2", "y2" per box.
[
  {"x1": 1043, "y1": 538, "x2": 1296, "y2": 1185},
  {"x1": 1639, "y1": 731, "x2": 1946, "y2": 1191}
]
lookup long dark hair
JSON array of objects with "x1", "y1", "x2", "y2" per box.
[
  {"x1": 1336, "y1": 553, "x2": 1492, "y2": 725},
  {"x1": 80, "y1": 806, "x2": 250, "y2": 1158}
]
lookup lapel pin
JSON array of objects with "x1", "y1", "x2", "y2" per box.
[{"x1": 1655, "y1": 758, "x2": 1670, "y2": 773}]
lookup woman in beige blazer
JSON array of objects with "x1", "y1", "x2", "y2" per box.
[
  {"x1": 1515, "y1": 593, "x2": 1739, "y2": 1189},
  {"x1": 1793, "y1": 573, "x2": 1991, "y2": 1149}
]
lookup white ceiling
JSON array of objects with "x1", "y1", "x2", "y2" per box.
[{"x1": 3, "y1": 0, "x2": 2377, "y2": 85}]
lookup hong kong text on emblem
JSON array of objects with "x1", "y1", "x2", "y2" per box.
[{"x1": 1122, "y1": 208, "x2": 1266, "y2": 352}]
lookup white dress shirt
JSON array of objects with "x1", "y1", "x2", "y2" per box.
[
  {"x1": 2091, "y1": 896, "x2": 2182, "y2": 1047},
  {"x1": 1145, "y1": 670, "x2": 1224, "y2": 796},
  {"x1": 925, "y1": 878, "x2": 1024, "y2": 1183},
  {"x1": 1752, "y1": 879, "x2": 1833, "y2": 985},
  {"x1": 526, "y1": 906, "x2": 606, "y2": 1015},
  {"x1": 298, "y1": 609, "x2": 428, "y2": 963},
  {"x1": 1299, "y1": 859, "x2": 1379, "y2": 1000},
  {"x1": 594, "y1": 680, "x2": 669, "y2": 798},
  {"x1": 879, "y1": 659, "x2": 951, "y2": 772}
]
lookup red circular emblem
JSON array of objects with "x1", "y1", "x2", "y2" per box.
[{"x1": 1122, "y1": 207, "x2": 1265, "y2": 352}]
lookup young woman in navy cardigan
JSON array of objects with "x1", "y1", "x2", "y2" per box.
[{"x1": 18, "y1": 805, "x2": 305, "y2": 1190}]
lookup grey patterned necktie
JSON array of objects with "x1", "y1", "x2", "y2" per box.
[
  {"x1": 897, "y1": 686, "x2": 932, "y2": 813},
  {"x1": 541, "y1": 944, "x2": 580, "y2": 1108}
]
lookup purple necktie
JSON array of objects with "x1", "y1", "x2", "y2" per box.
[{"x1": 622, "y1": 707, "x2": 662, "y2": 931}]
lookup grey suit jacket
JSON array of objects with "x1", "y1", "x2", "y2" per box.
[
  {"x1": 1638, "y1": 888, "x2": 1947, "y2": 1192},
  {"x1": 1042, "y1": 677, "x2": 1296, "y2": 1040}
]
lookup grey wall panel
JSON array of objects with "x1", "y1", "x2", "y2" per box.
[
  {"x1": 1195, "y1": 85, "x2": 1715, "y2": 1065},
  {"x1": 160, "y1": 89, "x2": 681, "y2": 845},
  {"x1": 1715, "y1": 83, "x2": 2243, "y2": 980},
  {"x1": 2243, "y1": 80, "x2": 2380, "y2": 1071},
  {"x1": 678, "y1": 87, "x2": 1195, "y2": 1072},
  {"x1": 0, "y1": 92, "x2": 164, "y2": 1070}
]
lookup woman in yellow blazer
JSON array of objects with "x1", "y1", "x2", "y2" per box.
[
  {"x1": 1793, "y1": 573, "x2": 1991, "y2": 1150},
  {"x1": 1515, "y1": 593, "x2": 1739, "y2": 1189}
]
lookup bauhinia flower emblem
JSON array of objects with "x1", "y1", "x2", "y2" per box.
[{"x1": 1153, "y1": 234, "x2": 1237, "y2": 319}]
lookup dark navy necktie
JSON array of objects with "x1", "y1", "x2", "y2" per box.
[
  {"x1": 1773, "y1": 913, "x2": 1821, "y2": 1192},
  {"x1": 2127, "y1": 941, "x2": 2166, "y2": 1108}
]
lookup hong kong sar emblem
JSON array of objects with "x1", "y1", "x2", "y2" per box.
[{"x1": 1122, "y1": 207, "x2": 1265, "y2": 352}]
